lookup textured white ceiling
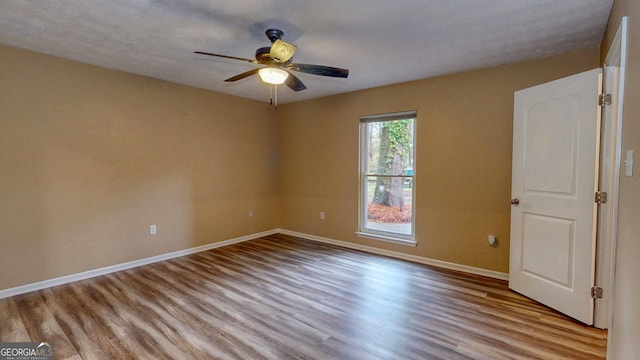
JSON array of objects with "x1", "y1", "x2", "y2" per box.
[{"x1": 0, "y1": 0, "x2": 613, "y2": 104}]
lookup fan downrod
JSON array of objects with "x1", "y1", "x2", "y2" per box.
[{"x1": 265, "y1": 28, "x2": 284, "y2": 43}]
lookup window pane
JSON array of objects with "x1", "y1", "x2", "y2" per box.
[
  {"x1": 365, "y1": 120, "x2": 414, "y2": 175},
  {"x1": 364, "y1": 175, "x2": 412, "y2": 235}
]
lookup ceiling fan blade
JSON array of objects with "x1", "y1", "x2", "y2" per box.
[
  {"x1": 284, "y1": 71, "x2": 307, "y2": 92},
  {"x1": 224, "y1": 68, "x2": 260, "y2": 82},
  {"x1": 194, "y1": 51, "x2": 258, "y2": 64},
  {"x1": 286, "y1": 63, "x2": 349, "y2": 78}
]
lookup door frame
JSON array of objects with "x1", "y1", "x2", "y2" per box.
[{"x1": 594, "y1": 16, "x2": 628, "y2": 329}]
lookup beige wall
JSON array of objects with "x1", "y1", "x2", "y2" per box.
[
  {"x1": 278, "y1": 48, "x2": 599, "y2": 273},
  {"x1": 0, "y1": 45, "x2": 279, "y2": 290},
  {"x1": 601, "y1": 0, "x2": 640, "y2": 358},
  {"x1": 1, "y1": 42, "x2": 602, "y2": 291}
]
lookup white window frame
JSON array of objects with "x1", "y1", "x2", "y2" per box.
[{"x1": 356, "y1": 111, "x2": 416, "y2": 246}]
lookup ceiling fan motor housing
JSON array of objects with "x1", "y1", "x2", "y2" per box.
[{"x1": 255, "y1": 47, "x2": 273, "y2": 63}]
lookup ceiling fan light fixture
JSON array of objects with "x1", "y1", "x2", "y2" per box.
[
  {"x1": 258, "y1": 67, "x2": 289, "y2": 85},
  {"x1": 270, "y1": 39, "x2": 296, "y2": 63}
]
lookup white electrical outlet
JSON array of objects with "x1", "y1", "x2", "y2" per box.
[
  {"x1": 149, "y1": 225, "x2": 157, "y2": 235},
  {"x1": 249, "y1": 210, "x2": 254, "y2": 218},
  {"x1": 488, "y1": 235, "x2": 497, "y2": 246},
  {"x1": 320, "y1": 211, "x2": 325, "y2": 220}
]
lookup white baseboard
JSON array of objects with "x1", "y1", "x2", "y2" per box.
[
  {"x1": 0, "y1": 228, "x2": 508, "y2": 299},
  {"x1": 0, "y1": 229, "x2": 278, "y2": 299},
  {"x1": 277, "y1": 229, "x2": 509, "y2": 281}
]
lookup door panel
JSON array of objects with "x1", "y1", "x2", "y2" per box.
[
  {"x1": 521, "y1": 213, "x2": 574, "y2": 287},
  {"x1": 510, "y1": 68, "x2": 601, "y2": 325},
  {"x1": 524, "y1": 99, "x2": 577, "y2": 194}
]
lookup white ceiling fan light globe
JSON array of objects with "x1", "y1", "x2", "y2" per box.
[{"x1": 258, "y1": 67, "x2": 289, "y2": 85}]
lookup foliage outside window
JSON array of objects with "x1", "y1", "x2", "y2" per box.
[{"x1": 358, "y1": 111, "x2": 416, "y2": 245}]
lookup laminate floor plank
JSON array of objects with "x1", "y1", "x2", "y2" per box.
[
  {"x1": 0, "y1": 297, "x2": 30, "y2": 341},
  {"x1": 0, "y1": 234, "x2": 606, "y2": 359},
  {"x1": 13, "y1": 292, "x2": 82, "y2": 360}
]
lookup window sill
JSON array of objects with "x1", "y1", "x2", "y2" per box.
[{"x1": 355, "y1": 232, "x2": 417, "y2": 247}]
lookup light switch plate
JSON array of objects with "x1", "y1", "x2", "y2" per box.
[{"x1": 625, "y1": 149, "x2": 634, "y2": 177}]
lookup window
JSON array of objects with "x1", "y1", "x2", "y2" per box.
[{"x1": 358, "y1": 111, "x2": 416, "y2": 245}]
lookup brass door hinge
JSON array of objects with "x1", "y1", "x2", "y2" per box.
[
  {"x1": 591, "y1": 286, "x2": 603, "y2": 299},
  {"x1": 595, "y1": 191, "x2": 608, "y2": 204},
  {"x1": 599, "y1": 93, "x2": 612, "y2": 107}
]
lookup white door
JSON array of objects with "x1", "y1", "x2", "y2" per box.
[{"x1": 509, "y1": 69, "x2": 602, "y2": 325}]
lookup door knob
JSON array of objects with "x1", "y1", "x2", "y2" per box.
[{"x1": 510, "y1": 198, "x2": 520, "y2": 205}]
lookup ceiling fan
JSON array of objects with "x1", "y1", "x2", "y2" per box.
[{"x1": 194, "y1": 28, "x2": 349, "y2": 92}]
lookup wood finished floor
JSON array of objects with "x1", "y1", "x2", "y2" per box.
[{"x1": 0, "y1": 234, "x2": 606, "y2": 359}]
